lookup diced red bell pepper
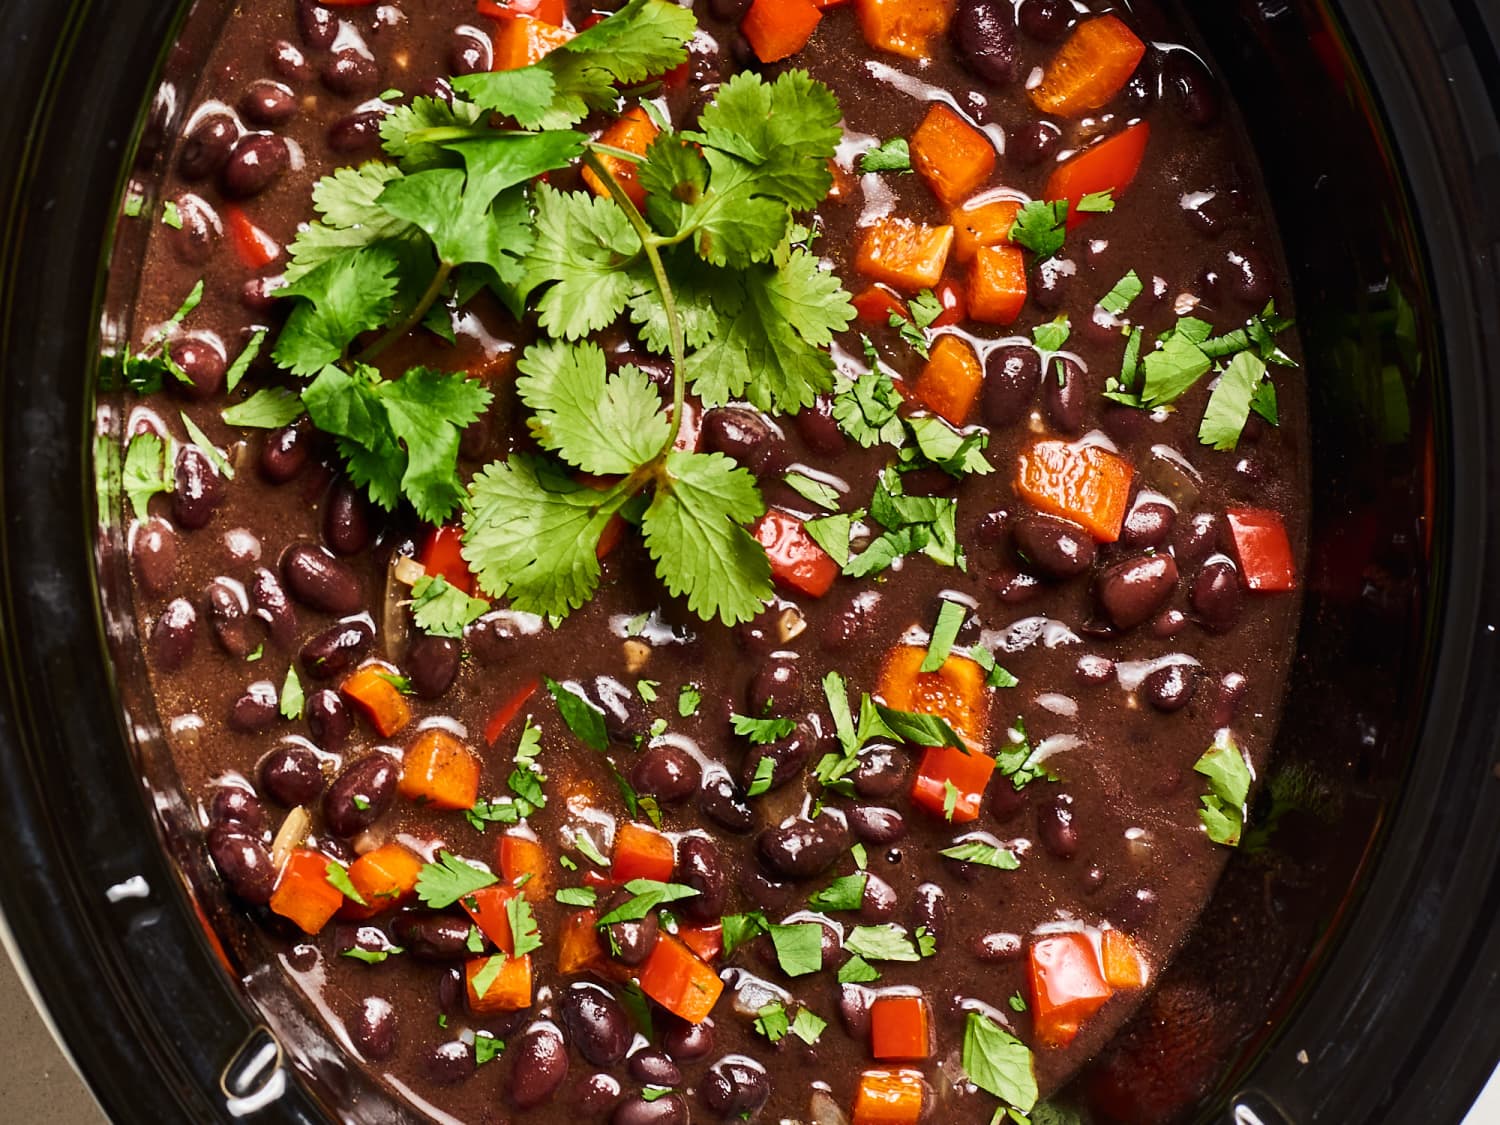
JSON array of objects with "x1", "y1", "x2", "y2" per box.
[
  {"x1": 930, "y1": 278, "x2": 967, "y2": 327},
  {"x1": 484, "y1": 674, "x2": 541, "y2": 747},
  {"x1": 910, "y1": 745, "x2": 996, "y2": 822},
  {"x1": 853, "y1": 285, "x2": 911, "y2": 326},
  {"x1": 870, "y1": 995, "x2": 931, "y2": 1060},
  {"x1": 678, "y1": 923, "x2": 723, "y2": 964},
  {"x1": 1225, "y1": 507, "x2": 1297, "y2": 591},
  {"x1": 637, "y1": 934, "x2": 724, "y2": 1023},
  {"x1": 753, "y1": 509, "x2": 840, "y2": 598},
  {"x1": 1028, "y1": 932, "x2": 1113, "y2": 1047},
  {"x1": 477, "y1": 0, "x2": 566, "y2": 26},
  {"x1": 420, "y1": 525, "x2": 474, "y2": 594},
  {"x1": 223, "y1": 204, "x2": 280, "y2": 270},
  {"x1": 462, "y1": 885, "x2": 517, "y2": 952},
  {"x1": 1045, "y1": 121, "x2": 1150, "y2": 230}
]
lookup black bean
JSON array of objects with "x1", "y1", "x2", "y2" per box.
[
  {"x1": 282, "y1": 543, "x2": 363, "y2": 615},
  {"x1": 1037, "y1": 794, "x2": 1079, "y2": 858},
  {"x1": 1224, "y1": 246, "x2": 1274, "y2": 306},
  {"x1": 663, "y1": 1017, "x2": 715, "y2": 1062},
  {"x1": 628, "y1": 1048, "x2": 681, "y2": 1087},
  {"x1": 1122, "y1": 501, "x2": 1176, "y2": 550},
  {"x1": 322, "y1": 479, "x2": 372, "y2": 556},
  {"x1": 614, "y1": 1093, "x2": 686, "y2": 1125},
  {"x1": 700, "y1": 1058, "x2": 770, "y2": 1118},
  {"x1": 323, "y1": 753, "x2": 398, "y2": 837},
  {"x1": 739, "y1": 722, "x2": 816, "y2": 794},
  {"x1": 747, "y1": 658, "x2": 803, "y2": 714},
  {"x1": 327, "y1": 109, "x2": 387, "y2": 155},
  {"x1": 270, "y1": 39, "x2": 312, "y2": 83},
  {"x1": 221, "y1": 134, "x2": 289, "y2": 198},
  {"x1": 1142, "y1": 663, "x2": 1199, "y2": 713},
  {"x1": 403, "y1": 632, "x2": 458, "y2": 700},
  {"x1": 167, "y1": 337, "x2": 227, "y2": 401},
  {"x1": 1008, "y1": 119, "x2": 1062, "y2": 168},
  {"x1": 322, "y1": 50, "x2": 381, "y2": 97},
  {"x1": 860, "y1": 872, "x2": 898, "y2": 922},
  {"x1": 173, "y1": 446, "x2": 224, "y2": 530},
  {"x1": 562, "y1": 984, "x2": 631, "y2": 1067},
  {"x1": 240, "y1": 81, "x2": 297, "y2": 126},
  {"x1": 757, "y1": 817, "x2": 849, "y2": 880},
  {"x1": 1191, "y1": 559, "x2": 1243, "y2": 632},
  {"x1": 166, "y1": 194, "x2": 218, "y2": 266},
  {"x1": 708, "y1": 0, "x2": 753, "y2": 20},
  {"x1": 837, "y1": 984, "x2": 873, "y2": 1038},
  {"x1": 983, "y1": 345, "x2": 1041, "y2": 428},
  {"x1": 952, "y1": 0, "x2": 1018, "y2": 84},
  {"x1": 449, "y1": 32, "x2": 491, "y2": 75},
  {"x1": 1096, "y1": 554, "x2": 1179, "y2": 630},
  {"x1": 260, "y1": 423, "x2": 310, "y2": 483},
  {"x1": 1164, "y1": 51, "x2": 1220, "y2": 126},
  {"x1": 1152, "y1": 609, "x2": 1188, "y2": 639},
  {"x1": 1075, "y1": 653, "x2": 1115, "y2": 685},
  {"x1": 819, "y1": 590, "x2": 881, "y2": 653},
  {"x1": 990, "y1": 779, "x2": 1027, "y2": 822},
  {"x1": 1183, "y1": 190, "x2": 1236, "y2": 239},
  {"x1": 305, "y1": 688, "x2": 351, "y2": 749},
  {"x1": 701, "y1": 407, "x2": 786, "y2": 477},
  {"x1": 698, "y1": 775, "x2": 755, "y2": 835},
  {"x1": 676, "y1": 836, "x2": 727, "y2": 922},
  {"x1": 230, "y1": 682, "x2": 279, "y2": 733},
  {"x1": 300, "y1": 619, "x2": 373, "y2": 680},
  {"x1": 210, "y1": 787, "x2": 265, "y2": 834},
  {"x1": 853, "y1": 744, "x2": 907, "y2": 799},
  {"x1": 423, "y1": 1040, "x2": 474, "y2": 1085},
  {"x1": 1018, "y1": 0, "x2": 1071, "y2": 41},
  {"x1": 1212, "y1": 672, "x2": 1249, "y2": 727},
  {"x1": 391, "y1": 912, "x2": 474, "y2": 960},
  {"x1": 1032, "y1": 256, "x2": 1075, "y2": 312},
  {"x1": 260, "y1": 744, "x2": 325, "y2": 806},
  {"x1": 849, "y1": 805, "x2": 907, "y2": 844},
  {"x1": 1175, "y1": 512, "x2": 1221, "y2": 564},
  {"x1": 297, "y1": 0, "x2": 337, "y2": 49},
  {"x1": 911, "y1": 882, "x2": 947, "y2": 947},
  {"x1": 202, "y1": 578, "x2": 251, "y2": 657},
  {"x1": 350, "y1": 997, "x2": 397, "y2": 1061},
  {"x1": 510, "y1": 1026, "x2": 569, "y2": 1109},
  {"x1": 793, "y1": 395, "x2": 847, "y2": 456},
  {"x1": 179, "y1": 114, "x2": 238, "y2": 182},
  {"x1": 411, "y1": 77, "x2": 455, "y2": 105},
  {"x1": 631, "y1": 744, "x2": 702, "y2": 804},
  {"x1": 601, "y1": 688, "x2": 651, "y2": 746},
  {"x1": 1013, "y1": 515, "x2": 1095, "y2": 580},
  {"x1": 207, "y1": 825, "x2": 275, "y2": 905},
  {"x1": 247, "y1": 567, "x2": 296, "y2": 649},
  {"x1": 973, "y1": 931, "x2": 1023, "y2": 961},
  {"x1": 151, "y1": 598, "x2": 197, "y2": 671},
  {"x1": 602, "y1": 890, "x2": 660, "y2": 967},
  {"x1": 1042, "y1": 356, "x2": 1087, "y2": 433},
  {"x1": 579, "y1": 1074, "x2": 623, "y2": 1115},
  {"x1": 132, "y1": 517, "x2": 177, "y2": 592}
]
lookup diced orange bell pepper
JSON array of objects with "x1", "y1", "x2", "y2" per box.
[
  {"x1": 612, "y1": 822, "x2": 675, "y2": 883},
  {"x1": 340, "y1": 842, "x2": 424, "y2": 920},
  {"x1": 742, "y1": 0, "x2": 822, "y2": 63},
  {"x1": 558, "y1": 908, "x2": 611, "y2": 976},
  {"x1": 1029, "y1": 932, "x2": 1113, "y2": 1047},
  {"x1": 477, "y1": 0, "x2": 566, "y2": 26},
  {"x1": 484, "y1": 674, "x2": 541, "y2": 747},
  {"x1": 911, "y1": 335, "x2": 983, "y2": 425},
  {"x1": 581, "y1": 107, "x2": 659, "y2": 212},
  {"x1": 910, "y1": 104, "x2": 996, "y2": 206},
  {"x1": 492, "y1": 13, "x2": 574, "y2": 70},
  {"x1": 340, "y1": 664, "x2": 412, "y2": 738},
  {"x1": 269, "y1": 848, "x2": 345, "y2": 935},
  {"x1": 878, "y1": 644, "x2": 989, "y2": 752},
  {"x1": 637, "y1": 934, "x2": 724, "y2": 1024},
  {"x1": 1015, "y1": 440, "x2": 1135, "y2": 543},
  {"x1": 1030, "y1": 15, "x2": 1148, "y2": 118},
  {"x1": 854, "y1": 0, "x2": 954, "y2": 60},
  {"x1": 462, "y1": 884, "x2": 517, "y2": 951},
  {"x1": 499, "y1": 832, "x2": 550, "y2": 896},
  {"x1": 398, "y1": 728, "x2": 481, "y2": 811},
  {"x1": 852, "y1": 1068, "x2": 926, "y2": 1125},
  {"x1": 951, "y1": 196, "x2": 1022, "y2": 264},
  {"x1": 870, "y1": 995, "x2": 931, "y2": 1060},
  {"x1": 968, "y1": 244, "x2": 1028, "y2": 326},
  {"x1": 465, "y1": 953, "x2": 534, "y2": 1012},
  {"x1": 1101, "y1": 928, "x2": 1150, "y2": 989},
  {"x1": 223, "y1": 205, "x2": 280, "y2": 270},
  {"x1": 1046, "y1": 121, "x2": 1151, "y2": 230},
  {"x1": 752, "y1": 510, "x2": 840, "y2": 598},
  {"x1": 1225, "y1": 507, "x2": 1297, "y2": 591},
  {"x1": 853, "y1": 284, "x2": 911, "y2": 326},
  {"x1": 419, "y1": 525, "x2": 475, "y2": 594},
  {"x1": 855, "y1": 218, "x2": 954, "y2": 294},
  {"x1": 678, "y1": 923, "x2": 724, "y2": 964}
]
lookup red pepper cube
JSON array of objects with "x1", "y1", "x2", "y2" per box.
[
  {"x1": 1028, "y1": 932, "x2": 1113, "y2": 1048},
  {"x1": 753, "y1": 510, "x2": 839, "y2": 598},
  {"x1": 909, "y1": 745, "x2": 995, "y2": 823},
  {"x1": 852, "y1": 284, "x2": 911, "y2": 326},
  {"x1": 1225, "y1": 507, "x2": 1296, "y2": 591},
  {"x1": 870, "y1": 994, "x2": 931, "y2": 1060},
  {"x1": 419, "y1": 524, "x2": 475, "y2": 594},
  {"x1": 461, "y1": 885, "x2": 517, "y2": 952}
]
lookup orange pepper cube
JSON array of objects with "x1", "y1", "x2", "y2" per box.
[
  {"x1": 968, "y1": 244, "x2": 1028, "y2": 326},
  {"x1": 742, "y1": 0, "x2": 822, "y2": 63},
  {"x1": 612, "y1": 822, "x2": 676, "y2": 883},
  {"x1": 1030, "y1": 15, "x2": 1147, "y2": 118},
  {"x1": 1028, "y1": 932, "x2": 1113, "y2": 1047},
  {"x1": 557, "y1": 908, "x2": 611, "y2": 977},
  {"x1": 854, "y1": 0, "x2": 955, "y2": 60},
  {"x1": 1101, "y1": 928, "x2": 1150, "y2": 989},
  {"x1": 870, "y1": 995, "x2": 931, "y2": 1060},
  {"x1": 910, "y1": 104, "x2": 996, "y2": 206},
  {"x1": 269, "y1": 848, "x2": 345, "y2": 936},
  {"x1": 1015, "y1": 439, "x2": 1135, "y2": 543},
  {"x1": 637, "y1": 934, "x2": 724, "y2": 1024},
  {"x1": 581, "y1": 107, "x2": 659, "y2": 212},
  {"x1": 492, "y1": 13, "x2": 574, "y2": 70},
  {"x1": 341, "y1": 842, "x2": 424, "y2": 919},
  {"x1": 951, "y1": 196, "x2": 1022, "y2": 264},
  {"x1": 852, "y1": 1068, "x2": 926, "y2": 1125},
  {"x1": 499, "y1": 832, "x2": 550, "y2": 896},
  {"x1": 341, "y1": 664, "x2": 412, "y2": 738},
  {"x1": 855, "y1": 218, "x2": 954, "y2": 294},
  {"x1": 398, "y1": 728, "x2": 481, "y2": 811},
  {"x1": 878, "y1": 644, "x2": 989, "y2": 751},
  {"x1": 912, "y1": 334, "x2": 983, "y2": 425},
  {"x1": 465, "y1": 953, "x2": 534, "y2": 1012}
]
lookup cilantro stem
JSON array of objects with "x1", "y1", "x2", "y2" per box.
[
  {"x1": 359, "y1": 262, "x2": 453, "y2": 364},
  {"x1": 580, "y1": 147, "x2": 686, "y2": 457}
]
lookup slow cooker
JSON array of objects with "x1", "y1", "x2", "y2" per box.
[{"x1": 0, "y1": 0, "x2": 1496, "y2": 1121}]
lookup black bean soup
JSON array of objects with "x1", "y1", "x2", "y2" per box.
[{"x1": 116, "y1": 0, "x2": 1308, "y2": 1121}]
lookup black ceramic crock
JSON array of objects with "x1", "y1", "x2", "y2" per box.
[{"x1": 0, "y1": 1, "x2": 1496, "y2": 1122}]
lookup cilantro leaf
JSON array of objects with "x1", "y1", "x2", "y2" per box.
[
  {"x1": 521, "y1": 185, "x2": 646, "y2": 339},
  {"x1": 545, "y1": 678, "x2": 610, "y2": 752},
  {"x1": 1031, "y1": 315, "x2": 1071, "y2": 352},
  {"x1": 1008, "y1": 200, "x2": 1068, "y2": 259},
  {"x1": 1076, "y1": 189, "x2": 1116, "y2": 214},
  {"x1": 505, "y1": 894, "x2": 543, "y2": 957},
  {"x1": 905, "y1": 415, "x2": 993, "y2": 478},
  {"x1": 640, "y1": 451, "x2": 771, "y2": 626},
  {"x1": 790, "y1": 1008, "x2": 827, "y2": 1045},
  {"x1": 379, "y1": 97, "x2": 484, "y2": 171},
  {"x1": 963, "y1": 1012, "x2": 1038, "y2": 1113},
  {"x1": 272, "y1": 246, "x2": 401, "y2": 376},
  {"x1": 1199, "y1": 351, "x2": 1268, "y2": 452},
  {"x1": 221, "y1": 387, "x2": 304, "y2": 429},
  {"x1": 516, "y1": 340, "x2": 671, "y2": 474},
  {"x1": 410, "y1": 574, "x2": 489, "y2": 638},
  {"x1": 1140, "y1": 332, "x2": 1213, "y2": 407},
  {"x1": 122, "y1": 433, "x2": 172, "y2": 521},
  {"x1": 838, "y1": 955, "x2": 881, "y2": 983},
  {"x1": 470, "y1": 954, "x2": 509, "y2": 1000},
  {"x1": 940, "y1": 840, "x2": 1020, "y2": 869},
  {"x1": 1194, "y1": 730, "x2": 1252, "y2": 846},
  {"x1": 860, "y1": 137, "x2": 912, "y2": 173},
  {"x1": 803, "y1": 512, "x2": 855, "y2": 569},
  {"x1": 808, "y1": 873, "x2": 867, "y2": 912},
  {"x1": 378, "y1": 172, "x2": 532, "y2": 284},
  {"x1": 921, "y1": 599, "x2": 966, "y2": 672},
  {"x1": 783, "y1": 471, "x2": 842, "y2": 511},
  {"x1": 721, "y1": 912, "x2": 769, "y2": 956},
  {"x1": 1099, "y1": 269, "x2": 1143, "y2": 316},
  {"x1": 556, "y1": 886, "x2": 597, "y2": 907},
  {"x1": 224, "y1": 329, "x2": 266, "y2": 393},
  {"x1": 845, "y1": 924, "x2": 921, "y2": 962},
  {"x1": 755, "y1": 1002, "x2": 791, "y2": 1042},
  {"x1": 415, "y1": 850, "x2": 497, "y2": 909},
  {"x1": 325, "y1": 862, "x2": 367, "y2": 906},
  {"x1": 832, "y1": 366, "x2": 904, "y2": 448},
  {"x1": 279, "y1": 666, "x2": 305, "y2": 721},
  {"x1": 768, "y1": 922, "x2": 824, "y2": 976},
  {"x1": 732, "y1": 712, "x2": 797, "y2": 745}
]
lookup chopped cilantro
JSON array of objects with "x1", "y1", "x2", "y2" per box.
[
  {"x1": 470, "y1": 954, "x2": 509, "y2": 1000},
  {"x1": 415, "y1": 850, "x2": 498, "y2": 909},
  {"x1": 808, "y1": 873, "x2": 867, "y2": 912},
  {"x1": 837, "y1": 954, "x2": 881, "y2": 983},
  {"x1": 963, "y1": 1011, "x2": 1038, "y2": 1114},
  {"x1": 845, "y1": 924, "x2": 921, "y2": 962},
  {"x1": 221, "y1": 387, "x2": 304, "y2": 430},
  {"x1": 746, "y1": 755, "x2": 777, "y2": 797},
  {"x1": 942, "y1": 780, "x2": 961, "y2": 822},
  {"x1": 1008, "y1": 992, "x2": 1028, "y2": 1013},
  {"x1": 784, "y1": 471, "x2": 842, "y2": 511},
  {"x1": 832, "y1": 366, "x2": 904, "y2": 448},
  {"x1": 161, "y1": 200, "x2": 183, "y2": 229},
  {"x1": 556, "y1": 886, "x2": 597, "y2": 907},
  {"x1": 754, "y1": 1002, "x2": 790, "y2": 1042},
  {"x1": 859, "y1": 137, "x2": 912, "y2": 174},
  {"x1": 1076, "y1": 189, "x2": 1116, "y2": 214},
  {"x1": 325, "y1": 862, "x2": 367, "y2": 906},
  {"x1": 1199, "y1": 351, "x2": 1270, "y2": 451},
  {"x1": 940, "y1": 840, "x2": 1021, "y2": 869},
  {"x1": 279, "y1": 666, "x2": 305, "y2": 721},
  {"x1": 677, "y1": 684, "x2": 702, "y2": 717},
  {"x1": 1099, "y1": 269, "x2": 1143, "y2": 315},
  {"x1": 342, "y1": 946, "x2": 401, "y2": 964},
  {"x1": 505, "y1": 894, "x2": 543, "y2": 956},
  {"x1": 474, "y1": 1033, "x2": 505, "y2": 1065},
  {"x1": 545, "y1": 677, "x2": 609, "y2": 751},
  {"x1": 732, "y1": 712, "x2": 797, "y2": 746},
  {"x1": 596, "y1": 878, "x2": 699, "y2": 925},
  {"x1": 803, "y1": 512, "x2": 856, "y2": 569},
  {"x1": 721, "y1": 911, "x2": 769, "y2": 956},
  {"x1": 921, "y1": 599, "x2": 967, "y2": 672},
  {"x1": 967, "y1": 645, "x2": 1019, "y2": 688},
  {"x1": 790, "y1": 1008, "x2": 827, "y2": 1045},
  {"x1": 1194, "y1": 730, "x2": 1252, "y2": 846},
  {"x1": 410, "y1": 574, "x2": 489, "y2": 638},
  {"x1": 636, "y1": 679, "x2": 659, "y2": 703},
  {"x1": 768, "y1": 922, "x2": 824, "y2": 976},
  {"x1": 122, "y1": 433, "x2": 173, "y2": 521},
  {"x1": 1007, "y1": 199, "x2": 1068, "y2": 259}
]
